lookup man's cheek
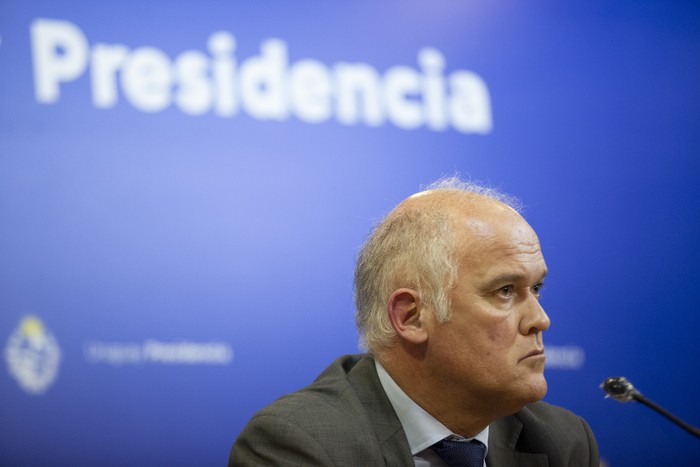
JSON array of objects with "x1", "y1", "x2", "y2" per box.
[{"x1": 487, "y1": 321, "x2": 515, "y2": 348}]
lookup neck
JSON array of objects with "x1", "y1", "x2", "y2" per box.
[{"x1": 379, "y1": 351, "x2": 494, "y2": 438}]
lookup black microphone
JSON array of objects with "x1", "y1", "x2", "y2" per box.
[{"x1": 601, "y1": 376, "x2": 700, "y2": 439}]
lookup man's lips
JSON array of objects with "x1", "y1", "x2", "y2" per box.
[{"x1": 520, "y1": 348, "x2": 545, "y2": 362}]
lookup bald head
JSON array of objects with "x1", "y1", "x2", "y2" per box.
[
  {"x1": 397, "y1": 187, "x2": 523, "y2": 230},
  {"x1": 406, "y1": 188, "x2": 535, "y2": 255},
  {"x1": 354, "y1": 179, "x2": 530, "y2": 355}
]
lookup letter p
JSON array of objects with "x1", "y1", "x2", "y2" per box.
[{"x1": 30, "y1": 18, "x2": 88, "y2": 103}]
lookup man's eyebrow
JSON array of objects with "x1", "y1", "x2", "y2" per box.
[{"x1": 482, "y1": 270, "x2": 548, "y2": 289}]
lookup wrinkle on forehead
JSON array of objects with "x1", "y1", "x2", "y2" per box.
[
  {"x1": 456, "y1": 204, "x2": 535, "y2": 243},
  {"x1": 453, "y1": 203, "x2": 542, "y2": 268}
]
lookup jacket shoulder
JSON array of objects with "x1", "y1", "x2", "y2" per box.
[
  {"x1": 230, "y1": 355, "x2": 389, "y2": 466},
  {"x1": 497, "y1": 401, "x2": 600, "y2": 466}
]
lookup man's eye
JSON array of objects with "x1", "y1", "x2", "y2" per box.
[
  {"x1": 532, "y1": 283, "x2": 544, "y2": 298},
  {"x1": 498, "y1": 285, "x2": 514, "y2": 298}
]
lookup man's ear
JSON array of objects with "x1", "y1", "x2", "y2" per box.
[{"x1": 387, "y1": 288, "x2": 428, "y2": 344}]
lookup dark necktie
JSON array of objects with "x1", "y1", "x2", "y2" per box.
[{"x1": 431, "y1": 438, "x2": 486, "y2": 467}]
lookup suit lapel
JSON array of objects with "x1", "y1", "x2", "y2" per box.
[
  {"x1": 343, "y1": 355, "x2": 550, "y2": 467},
  {"x1": 487, "y1": 415, "x2": 548, "y2": 467},
  {"x1": 347, "y1": 355, "x2": 415, "y2": 466}
]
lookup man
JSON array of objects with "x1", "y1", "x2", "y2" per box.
[{"x1": 230, "y1": 178, "x2": 599, "y2": 466}]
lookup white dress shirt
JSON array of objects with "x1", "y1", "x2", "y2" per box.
[{"x1": 375, "y1": 360, "x2": 489, "y2": 467}]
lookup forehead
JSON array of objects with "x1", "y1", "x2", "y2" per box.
[{"x1": 451, "y1": 206, "x2": 547, "y2": 280}]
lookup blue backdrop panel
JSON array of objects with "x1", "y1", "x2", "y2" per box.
[{"x1": 1, "y1": 1, "x2": 699, "y2": 465}]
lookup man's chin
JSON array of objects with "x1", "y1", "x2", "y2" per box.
[
  {"x1": 521, "y1": 375, "x2": 548, "y2": 404},
  {"x1": 499, "y1": 377, "x2": 548, "y2": 416}
]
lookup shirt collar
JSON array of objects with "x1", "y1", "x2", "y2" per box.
[{"x1": 374, "y1": 359, "x2": 489, "y2": 455}]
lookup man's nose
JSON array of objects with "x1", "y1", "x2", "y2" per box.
[{"x1": 520, "y1": 297, "x2": 550, "y2": 335}]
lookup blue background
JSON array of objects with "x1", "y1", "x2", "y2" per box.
[{"x1": 1, "y1": 1, "x2": 699, "y2": 465}]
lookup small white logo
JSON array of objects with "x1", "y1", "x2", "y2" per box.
[{"x1": 5, "y1": 316, "x2": 61, "y2": 395}]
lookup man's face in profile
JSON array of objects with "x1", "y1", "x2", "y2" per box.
[{"x1": 425, "y1": 206, "x2": 551, "y2": 416}]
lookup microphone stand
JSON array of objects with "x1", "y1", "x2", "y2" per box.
[{"x1": 601, "y1": 376, "x2": 700, "y2": 439}]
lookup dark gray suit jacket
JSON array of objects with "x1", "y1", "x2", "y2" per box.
[{"x1": 230, "y1": 354, "x2": 599, "y2": 466}]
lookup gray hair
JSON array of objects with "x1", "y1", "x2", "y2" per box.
[{"x1": 353, "y1": 176, "x2": 521, "y2": 354}]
